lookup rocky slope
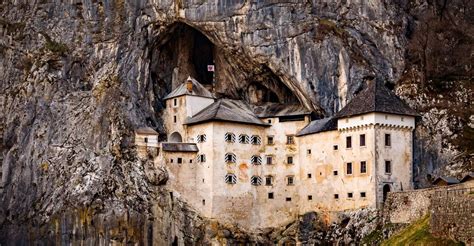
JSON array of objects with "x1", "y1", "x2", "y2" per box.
[{"x1": 0, "y1": 0, "x2": 472, "y2": 244}]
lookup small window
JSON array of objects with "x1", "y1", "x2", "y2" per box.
[
  {"x1": 267, "y1": 136, "x2": 274, "y2": 145},
  {"x1": 144, "y1": 137, "x2": 148, "y2": 143},
  {"x1": 360, "y1": 161, "x2": 367, "y2": 173},
  {"x1": 268, "y1": 192, "x2": 274, "y2": 199},
  {"x1": 268, "y1": 119, "x2": 272, "y2": 124},
  {"x1": 346, "y1": 136, "x2": 352, "y2": 148},
  {"x1": 287, "y1": 176, "x2": 294, "y2": 186},
  {"x1": 346, "y1": 162, "x2": 353, "y2": 175},
  {"x1": 202, "y1": 199, "x2": 205, "y2": 205},
  {"x1": 385, "y1": 134, "x2": 391, "y2": 146},
  {"x1": 239, "y1": 134, "x2": 249, "y2": 144},
  {"x1": 307, "y1": 173, "x2": 312, "y2": 178},
  {"x1": 251, "y1": 155, "x2": 262, "y2": 165},
  {"x1": 189, "y1": 159, "x2": 193, "y2": 163},
  {"x1": 334, "y1": 194, "x2": 339, "y2": 199},
  {"x1": 251, "y1": 176, "x2": 263, "y2": 186},
  {"x1": 286, "y1": 135, "x2": 295, "y2": 144},
  {"x1": 173, "y1": 115, "x2": 177, "y2": 123},
  {"x1": 286, "y1": 197, "x2": 292, "y2": 202},
  {"x1": 333, "y1": 145, "x2": 338, "y2": 150},
  {"x1": 170, "y1": 158, "x2": 174, "y2": 163},
  {"x1": 287, "y1": 156, "x2": 294, "y2": 165},
  {"x1": 401, "y1": 116, "x2": 404, "y2": 122},
  {"x1": 197, "y1": 134, "x2": 207, "y2": 143},
  {"x1": 360, "y1": 134, "x2": 366, "y2": 147},
  {"x1": 197, "y1": 154, "x2": 206, "y2": 163},
  {"x1": 265, "y1": 176, "x2": 273, "y2": 186},
  {"x1": 308, "y1": 195, "x2": 312, "y2": 200},
  {"x1": 177, "y1": 158, "x2": 182, "y2": 164},
  {"x1": 348, "y1": 192, "x2": 353, "y2": 198},
  {"x1": 360, "y1": 192, "x2": 366, "y2": 198},
  {"x1": 307, "y1": 149, "x2": 311, "y2": 155},
  {"x1": 333, "y1": 170, "x2": 338, "y2": 176},
  {"x1": 225, "y1": 173, "x2": 237, "y2": 184},
  {"x1": 225, "y1": 153, "x2": 236, "y2": 163},
  {"x1": 173, "y1": 98, "x2": 178, "y2": 107},
  {"x1": 225, "y1": 132, "x2": 236, "y2": 143},
  {"x1": 385, "y1": 160, "x2": 392, "y2": 174},
  {"x1": 266, "y1": 156, "x2": 273, "y2": 165},
  {"x1": 251, "y1": 135, "x2": 261, "y2": 145}
]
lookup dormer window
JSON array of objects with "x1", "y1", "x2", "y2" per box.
[
  {"x1": 239, "y1": 134, "x2": 249, "y2": 144},
  {"x1": 225, "y1": 132, "x2": 236, "y2": 143},
  {"x1": 225, "y1": 153, "x2": 236, "y2": 163},
  {"x1": 251, "y1": 135, "x2": 261, "y2": 145},
  {"x1": 197, "y1": 134, "x2": 206, "y2": 143}
]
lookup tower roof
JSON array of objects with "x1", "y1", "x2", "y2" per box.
[
  {"x1": 163, "y1": 77, "x2": 214, "y2": 100},
  {"x1": 296, "y1": 117, "x2": 337, "y2": 137},
  {"x1": 184, "y1": 99, "x2": 269, "y2": 126},
  {"x1": 335, "y1": 80, "x2": 418, "y2": 118}
]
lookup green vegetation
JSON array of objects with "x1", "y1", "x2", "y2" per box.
[
  {"x1": 315, "y1": 19, "x2": 347, "y2": 41},
  {"x1": 40, "y1": 32, "x2": 69, "y2": 56},
  {"x1": 381, "y1": 215, "x2": 464, "y2": 246}
]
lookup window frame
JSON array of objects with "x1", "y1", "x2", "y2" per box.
[
  {"x1": 225, "y1": 153, "x2": 236, "y2": 163},
  {"x1": 360, "y1": 192, "x2": 366, "y2": 198},
  {"x1": 287, "y1": 175, "x2": 295, "y2": 186},
  {"x1": 239, "y1": 134, "x2": 249, "y2": 144},
  {"x1": 265, "y1": 175, "x2": 273, "y2": 186},
  {"x1": 286, "y1": 156, "x2": 294, "y2": 165},
  {"x1": 250, "y1": 176, "x2": 263, "y2": 186},
  {"x1": 251, "y1": 135, "x2": 261, "y2": 145},
  {"x1": 196, "y1": 134, "x2": 207, "y2": 143},
  {"x1": 225, "y1": 173, "x2": 237, "y2": 184},
  {"x1": 251, "y1": 155, "x2": 262, "y2": 165},
  {"x1": 346, "y1": 162, "x2": 353, "y2": 175},
  {"x1": 360, "y1": 134, "x2": 366, "y2": 147},
  {"x1": 385, "y1": 133, "x2": 391, "y2": 147},
  {"x1": 347, "y1": 192, "x2": 353, "y2": 199},
  {"x1": 385, "y1": 160, "x2": 392, "y2": 174},
  {"x1": 267, "y1": 136, "x2": 274, "y2": 145},
  {"x1": 224, "y1": 132, "x2": 236, "y2": 143},
  {"x1": 266, "y1": 155, "x2": 273, "y2": 165},
  {"x1": 286, "y1": 135, "x2": 295, "y2": 145},
  {"x1": 346, "y1": 136, "x2": 352, "y2": 149},
  {"x1": 360, "y1": 161, "x2": 367, "y2": 174}
]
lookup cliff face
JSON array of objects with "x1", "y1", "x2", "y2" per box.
[{"x1": 0, "y1": 0, "x2": 472, "y2": 244}]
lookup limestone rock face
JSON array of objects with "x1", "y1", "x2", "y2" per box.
[{"x1": 0, "y1": 0, "x2": 472, "y2": 244}]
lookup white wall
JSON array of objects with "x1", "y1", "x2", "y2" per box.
[{"x1": 338, "y1": 112, "x2": 415, "y2": 130}]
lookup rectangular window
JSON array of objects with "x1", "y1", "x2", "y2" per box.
[
  {"x1": 360, "y1": 134, "x2": 366, "y2": 147},
  {"x1": 307, "y1": 173, "x2": 312, "y2": 178},
  {"x1": 333, "y1": 170, "x2": 338, "y2": 176},
  {"x1": 385, "y1": 134, "x2": 391, "y2": 146},
  {"x1": 202, "y1": 199, "x2": 205, "y2": 205},
  {"x1": 268, "y1": 119, "x2": 272, "y2": 124},
  {"x1": 360, "y1": 192, "x2": 366, "y2": 198},
  {"x1": 360, "y1": 161, "x2": 367, "y2": 173},
  {"x1": 287, "y1": 176, "x2": 294, "y2": 186},
  {"x1": 173, "y1": 98, "x2": 177, "y2": 107},
  {"x1": 334, "y1": 194, "x2": 339, "y2": 199},
  {"x1": 333, "y1": 145, "x2": 338, "y2": 150},
  {"x1": 307, "y1": 149, "x2": 311, "y2": 155},
  {"x1": 173, "y1": 115, "x2": 177, "y2": 123},
  {"x1": 286, "y1": 197, "x2": 292, "y2": 202},
  {"x1": 198, "y1": 154, "x2": 206, "y2": 163},
  {"x1": 286, "y1": 135, "x2": 295, "y2": 144},
  {"x1": 177, "y1": 158, "x2": 182, "y2": 164},
  {"x1": 385, "y1": 160, "x2": 392, "y2": 174},
  {"x1": 266, "y1": 156, "x2": 273, "y2": 165},
  {"x1": 287, "y1": 156, "x2": 294, "y2": 164},
  {"x1": 268, "y1": 192, "x2": 274, "y2": 199},
  {"x1": 170, "y1": 158, "x2": 173, "y2": 163},
  {"x1": 144, "y1": 137, "x2": 148, "y2": 143},
  {"x1": 346, "y1": 136, "x2": 352, "y2": 148},
  {"x1": 265, "y1": 176, "x2": 273, "y2": 186},
  {"x1": 267, "y1": 136, "x2": 274, "y2": 145},
  {"x1": 346, "y1": 162, "x2": 353, "y2": 175},
  {"x1": 348, "y1": 192, "x2": 353, "y2": 198},
  {"x1": 189, "y1": 159, "x2": 193, "y2": 163},
  {"x1": 308, "y1": 195, "x2": 313, "y2": 200}
]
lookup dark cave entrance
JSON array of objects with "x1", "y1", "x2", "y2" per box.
[{"x1": 150, "y1": 22, "x2": 303, "y2": 108}]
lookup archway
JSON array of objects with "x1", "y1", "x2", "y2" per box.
[
  {"x1": 383, "y1": 184, "x2": 391, "y2": 202},
  {"x1": 169, "y1": 132, "x2": 183, "y2": 142}
]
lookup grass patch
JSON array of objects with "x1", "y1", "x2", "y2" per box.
[{"x1": 381, "y1": 215, "x2": 464, "y2": 246}]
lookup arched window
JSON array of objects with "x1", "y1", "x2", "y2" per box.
[
  {"x1": 239, "y1": 134, "x2": 249, "y2": 144},
  {"x1": 225, "y1": 173, "x2": 237, "y2": 184},
  {"x1": 197, "y1": 134, "x2": 207, "y2": 143},
  {"x1": 251, "y1": 176, "x2": 263, "y2": 186},
  {"x1": 251, "y1": 155, "x2": 262, "y2": 165},
  {"x1": 383, "y1": 184, "x2": 391, "y2": 202},
  {"x1": 225, "y1": 132, "x2": 236, "y2": 143},
  {"x1": 225, "y1": 153, "x2": 236, "y2": 163},
  {"x1": 251, "y1": 135, "x2": 261, "y2": 145}
]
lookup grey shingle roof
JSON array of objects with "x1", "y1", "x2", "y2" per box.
[
  {"x1": 432, "y1": 176, "x2": 460, "y2": 185},
  {"x1": 135, "y1": 127, "x2": 158, "y2": 135},
  {"x1": 460, "y1": 172, "x2": 474, "y2": 183},
  {"x1": 162, "y1": 143, "x2": 199, "y2": 152},
  {"x1": 251, "y1": 102, "x2": 312, "y2": 118},
  {"x1": 184, "y1": 99, "x2": 269, "y2": 126},
  {"x1": 296, "y1": 117, "x2": 338, "y2": 137},
  {"x1": 335, "y1": 80, "x2": 418, "y2": 118},
  {"x1": 163, "y1": 77, "x2": 214, "y2": 100}
]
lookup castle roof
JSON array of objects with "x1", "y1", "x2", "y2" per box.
[
  {"x1": 162, "y1": 143, "x2": 199, "y2": 152},
  {"x1": 432, "y1": 176, "x2": 459, "y2": 186},
  {"x1": 135, "y1": 127, "x2": 158, "y2": 135},
  {"x1": 185, "y1": 99, "x2": 269, "y2": 126},
  {"x1": 296, "y1": 117, "x2": 337, "y2": 137},
  {"x1": 460, "y1": 172, "x2": 474, "y2": 183},
  {"x1": 335, "y1": 80, "x2": 418, "y2": 118},
  {"x1": 163, "y1": 77, "x2": 214, "y2": 100},
  {"x1": 251, "y1": 102, "x2": 311, "y2": 118}
]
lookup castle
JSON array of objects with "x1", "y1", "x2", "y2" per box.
[{"x1": 136, "y1": 77, "x2": 418, "y2": 229}]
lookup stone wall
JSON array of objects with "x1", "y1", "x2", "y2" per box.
[
  {"x1": 382, "y1": 181, "x2": 474, "y2": 224},
  {"x1": 430, "y1": 185, "x2": 473, "y2": 244}
]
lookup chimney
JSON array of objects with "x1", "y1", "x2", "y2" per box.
[{"x1": 186, "y1": 77, "x2": 193, "y2": 93}]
